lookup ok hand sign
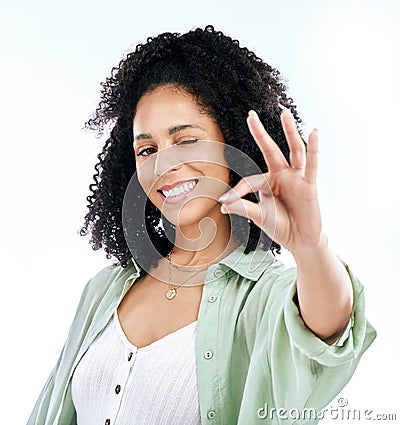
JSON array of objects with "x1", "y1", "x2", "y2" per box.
[{"x1": 219, "y1": 110, "x2": 323, "y2": 254}]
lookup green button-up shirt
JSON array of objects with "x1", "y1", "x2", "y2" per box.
[{"x1": 28, "y1": 244, "x2": 376, "y2": 425}]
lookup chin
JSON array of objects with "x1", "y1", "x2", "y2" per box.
[{"x1": 161, "y1": 199, "x2": 220, "y2": 228}]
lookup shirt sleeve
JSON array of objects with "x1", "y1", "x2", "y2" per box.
[
  {"x1": 262, "y1": 257, "x2": 377, "y2": 423},
  {"x1": 27, "y1": 265, "x2": 115, "y2": 425},
  {"x1": 27, "y1": 364, "x2": 56, "y2": 425},
  {"x1": 27, "y1": 341, "x2": 78, "y2": 425}
]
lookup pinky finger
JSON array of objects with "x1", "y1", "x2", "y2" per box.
[{"x1": 305, "y1": 128, "x2": 318, "y2": 184}]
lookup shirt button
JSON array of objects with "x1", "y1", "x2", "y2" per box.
[
  {"x1": 207, "y1": 410, "x2": 216, "y2": 419},
  {"x1": 128, "y1": 352, "x2": 133, "y2": 361},
  {"x1": 204, "y1": 350, "x2": 213, "y2": 359},
  {"x1": 115, "y1": 385, "x2": 121, "y2": 394},
  {"x1": 213, "y1": 269, "x2": 222, "y2": 278},
  {"x1": 208, "y1": 295, "x2": 217, "y2": 303},
  {"x1": 105, "y1": 420, "x2": 110, "y2": 425}
]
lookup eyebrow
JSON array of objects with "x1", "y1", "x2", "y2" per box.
[{"x1": 134, "y1": 124, "x2": 206, "y2": 142}]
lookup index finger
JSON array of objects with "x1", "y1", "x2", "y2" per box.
[{"x1": 247, "y1": 110, "x2": 288, "y2": 172}]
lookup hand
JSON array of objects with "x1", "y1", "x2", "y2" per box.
[{"x1": 219, "y1": 110, "x2": 324, "y2": 254}]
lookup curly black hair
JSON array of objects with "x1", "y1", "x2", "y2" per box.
[{"x1": 79, "y1": 25, "x2": 303, "y2": 271}]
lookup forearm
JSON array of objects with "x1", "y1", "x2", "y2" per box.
[{"x1": 292, "y1": 233, "x2": 354, "y2": 342}]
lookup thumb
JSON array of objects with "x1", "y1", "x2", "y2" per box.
[{"x1": 220, "y1": 198, "x2": 263, "y2": 227}]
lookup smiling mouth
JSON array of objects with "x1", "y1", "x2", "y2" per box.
[{"x1": 157, "y1": 179, "x2": 199, "y2": 199}]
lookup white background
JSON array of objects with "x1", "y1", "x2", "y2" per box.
[{"x1": 1, "y1": 0, "x2": 399, "y2": 423}]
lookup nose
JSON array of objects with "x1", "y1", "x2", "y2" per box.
[{"x1": 154, "y1": 146, "x2": 183, "y2": 177}]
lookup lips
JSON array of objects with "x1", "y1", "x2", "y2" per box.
[
  {"x1": 157, "y1": 179, "x2": 199, "y2": 202},
  {"x1": 158, "y1": 179, "x2": 199, "y2": 191}
]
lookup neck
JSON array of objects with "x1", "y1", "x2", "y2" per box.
[{"x1": 171, "y1": 211, "x2": 240, "y2": 268}]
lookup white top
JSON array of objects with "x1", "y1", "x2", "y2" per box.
[{"x1": 71, "y1": 311, "x2": 201, "y2": 425}]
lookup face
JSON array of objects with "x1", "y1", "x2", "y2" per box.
[{"x1": 133, "y1": 85, "x2": 231, "y2": 229}]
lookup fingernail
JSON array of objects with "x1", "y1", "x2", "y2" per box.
[
  {"x1": 282, "y1": 108, "x2": 292, "y2": 117},
  {"x1": 220, "y1": 204, "x2": 228, "y2": 214},
  {"x1": 218, "y1": 192, "x2": 231, "y2": 203},
  {"x1": 248, "y1": 110, "x2": 259, "y2": 121}
]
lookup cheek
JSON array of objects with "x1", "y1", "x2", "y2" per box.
[
  {"x1": 136, "y1": 168, "x2": 147, "y2": 194},
  {"x1": 212, "y1": 163, "x2": 231, "y2": 183},
  {"x1": 136, "y1": 159, "x2": 158, "y2": 197}
]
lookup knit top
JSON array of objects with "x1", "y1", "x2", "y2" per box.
[{"x1": 71, "y1": 311, "x2": 201, "y2": 425}]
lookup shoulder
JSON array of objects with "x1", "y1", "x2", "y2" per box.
[
  {"x1": 78, "y1": 261, "x2": 138, "y2": 308},
  {"x1": 255, "y1": 252, "x2": 297, "y2": 293},
  {"x1": 234, "y1": 251, "x2": 297, "y2": 315},
  {"x1": 62, "y1": 260, "x2": 140, "y2": 339}
]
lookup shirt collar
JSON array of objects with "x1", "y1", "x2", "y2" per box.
[
  {"x1": 130, "y1": 257, "x2": 141, "y2": 275},
  {"x1": 130, "y1": 243, "x2": 274, "y2": 283},
  {"x1": 219, "y1": 243, "x2": 275, "y2": 281}
]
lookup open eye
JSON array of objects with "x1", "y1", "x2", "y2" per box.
[{"x1": 136, "y1": 147, "x2": 157, "y2": 157}]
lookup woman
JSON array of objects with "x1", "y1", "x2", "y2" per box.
[{"x1": 28, "y1": 26, "x2": 376, "y2": 425}]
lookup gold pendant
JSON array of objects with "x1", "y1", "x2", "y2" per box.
[{"x1": 166, "y1": 288, "x2": 176, "y2": 300}]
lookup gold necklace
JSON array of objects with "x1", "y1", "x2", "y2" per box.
[{"x1": 165, "y1": 250, "x2": 209, "y2": 300}]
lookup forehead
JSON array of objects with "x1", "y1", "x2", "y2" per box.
[{"x1": 133, "y1": 86, "x2": 209, "y2": 133}]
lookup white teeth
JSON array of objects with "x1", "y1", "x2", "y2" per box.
[{"x1": 161, "y1": 180, "x2": 197, "y2": 198}]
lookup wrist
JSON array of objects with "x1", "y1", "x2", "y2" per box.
[{"x1": 290, "y1": 232, "x2": 329, "y2": 260}]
